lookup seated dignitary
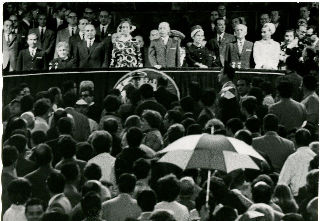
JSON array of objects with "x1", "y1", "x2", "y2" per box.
[
  {"x1": 16, "y1": 33, "x2": 47, "y2": 71},
  {"x1": 49, "y1": 42, "x2": 76, "y2": 70},
  {"x1": 54, "y1": 11, "x2": 78, "y2": 58},
  {"x1": 149, "y1": 22, "x2": 181, "y2": 69},
  {"x1": 226, "y1": 24, "x2": 253, "y2": 69},
  {"x1": 186, "y1": 25, "x2": 215, "y2": 68},
  {"x1": 74, "y1": 24, "x2": 110, "y2": 68},
  {"x1": 253, "y1": 23, "x2": 280, "y2": 69}
]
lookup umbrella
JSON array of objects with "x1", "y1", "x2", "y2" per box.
[{"x1": 157, "y1": 134, "x2": 266, "y2": 205}]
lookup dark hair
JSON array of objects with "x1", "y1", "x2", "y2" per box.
[
  {"x1": 33, "y1": 98, "x2": 51, "y2": 117},
  {"x1": 214, "y1": 206, "x2": 238, "y2": 221},
  {"x1": 84, "y1": 163, "x2": 102, "y2": 181},
  {"x1": 76, "y1": 142, "x2": 94, "y2": 162},
  {"x1": 25, "y1": 198, "x2": 46, "y2": 214},
  {"x1": 303, "y1": 75, "x2": 317, "y2": 91},
  {"x1": 226, "y1": 118, "x2": 243, "y2": 135},
  {"x1": 103, "y1": 95, "x2": 121, "y2": 112},
  {"x1": 309, "y1": 155, "x2": 319, "y2": 170},
  {"x1": 33, "y1": 143, "x2": 53, "y2": 166},
  {"x1": 277, "y1": 80, "x2": 293, "y2": 98},
  {"x1": 2, "y1": 145, "x2": 19, "y2": 167},
  {"x1": 188, "y1": 123, "x2": 203, "y2": 135},
  {"x1": 31, "y1": 130, "x2": 47, "y2": 145},
  {"x1": 241, "y1": 96, "x2": 257, "y2": 115},
  {"x1": 46, "y1": 171, "x2": 65, "y2": 194},
  {"x1": 57, "y1": 117, "x2": 73, "y2": 135},
  {"x1": 223, "y1": 65, "x2": 235, "y2": 80},
  {"x1": 48, "y1": 87, "x2": 61, "y2": 104},
  {"x1": 126, "y1": 127, "x2": 144, "y2": 148},
  {"x1": 156, "y1": 174, "x2": 180, "y2": 202},
  {"x1": 8, "y1": 178, "x2": 32, "y2": 205},
  {"x1": 252, "y1": 174, "x2": 274, "y2": 191},
  {"x1": 58, "y1": 135, "x2": 77, "y2": 158},
  {"x1": 137, "y1": 190, "x2": 157, "y2": 212},
  {"x1": 35, "y1": 91, "x2": 50, "y2": 101},
  {"x1": 248, "y1": 87, "x2": 264, "y2": 105},
  {"x1": 63, "y1": 91, "x2": 77, "y2": 107},
  {"x1": 41, "y1": 211, "x2": 69, "y2": 221},
  {"x1": 52, "y1": 109, "x2": 67, "y2": 127},
  {"x1": 181, "y1": 117, "x2": 196, "y2": 130},
  {"x1": 118, "y1": 173, "x2": 136, "y2": 193},
  {"x1": 245, "y1": 116, "x2": 261, "y2": 133},
  {"x1": 60, "y1": 163, "x2": 80, "y2": 183},
  {"x1": 252, "y1": 182, "x2": 272, "y2": 203},
  {"x1": 157, "y1": 77, "x2": 168, "y2": 87},
  {"x1": 8, "y1": 134, "x2": 27, "y2": 153},
  {"x1": 286, "y1": 55, "x2": 299, "y2": 71},
  {"x1": 81, "y1": 192, "x2": 101, "y2": 217},
  {"x1": 214, "y1": 17, "x2": 226, "y2": 26},
  {"x1": 166, "y1": 110, "x2": 183, "y2": 124},
  {"x1": 235, "y1": 129, "x2": 253, "y2": 145},
  {"x1": 168, "y1": 124, "x2": 185, "y2": 142},
  {"x1": 260, "y1": 81, "x2": 274, "y2": 96},
  {"x1": 149, "y1": 210, "x2": 176, "y2": 221},
  {"x1": 295, "y1": 128, "x2": 311, "y2": 146},
  {"x1": 133, "y1": 158, "x2": 151, "y2": 180},
  {"x1": 92, "y1": 131, "x2": 112, "y2": 154},
  {"x1": 142, "y1": 110, "x2": 162, "y2": 129},
  {"x1": 61, "y1": 80, "x2": 75, "y2": 94},
  {"x1": 81, "y1": 181, "x2": 101, "y2": 196},
  {"x1": 263, "y1": 114, "x2": 279, "y2": 132},
  {"x1": 20, "y1": 95, "x2": 34, "y2": 113},
  {"x1": 139, "y1": 84, "x2": 154, "y2": 99},
  {"x1": 102, "y1": 118, "x2": 118, "y2": 134},
  {"x1": 180, "y1": 96, "x2": 194, "y2": 112},
  {"x1": 201, "y1": 88, "x2": 216, "y2": 107}
]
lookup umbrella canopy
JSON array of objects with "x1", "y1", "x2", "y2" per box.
[{"x1": 158, "y1": 134, "x2": 266, "y2": 173}]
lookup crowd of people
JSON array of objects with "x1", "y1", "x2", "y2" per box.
[
  {"x1": 1, "y1": 2, "x2": 319, "y2": 221},
  {"x1": 2, "y1": 3, "x2": 319, "y2": 72}
]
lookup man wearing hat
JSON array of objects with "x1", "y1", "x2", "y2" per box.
[{"x1": 148, "y1": 22, "x2": 181, "y2": 69}]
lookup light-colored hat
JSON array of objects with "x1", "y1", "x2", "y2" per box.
[
  {"x1": 263, "y1": 23, "x2": 276, "y2": 35},
  {"x1": 170, "y1": 30, "x2": 186, "y2": 39},
  {"x1": 190, "y1": 25, "x2": 204, "y2": 38}
]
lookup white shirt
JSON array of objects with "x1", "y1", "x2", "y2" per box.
[
  {"x1": 253, "y1": 39, "x2": 280, "y2": 69},
  {"x1": 79, "y1": 32, "x2": 85, "y2": 40},
  {"x1": 100, "y1": 24, "x2": 109, "y2": 32},
  {"x1": 217, "y1": 32, "x2": 225, "y2": 42},
  {"x1": 39, "y1": 26, "x2": 46, "y2": 34},
  {"x1": 278, "y1": 146, "x2": 316, "y2": 196},
  {"x1": 87, "y1": 38, "x2": 95, "y2": 47},
  {"x1": 3, "y1": 204, "x2": 27, "y2": 221},
  {"x1": 88, "y1": 152, "x2": 116, "y2": 184},
  {"x1": 4, "y1": 33, "x2": 11, "y2": 42},
  {"x1": 155, "y1": 201, "x2": 189, "y2": 221},
  {"x1": 32, "y1": 116, "x2": 49, "y2": 133},
  {"x1": 68, "y1": 26, "x2": 77, "y2": 36},
  {"x1": 161, "y1": 36, "x2": 169, "y2": 45},
  {"x1": 29, "y1": 47, "x2": 37, "y2": 57}
]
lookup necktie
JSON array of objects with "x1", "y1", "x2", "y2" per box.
[
  {"x1": 88, "y1": 40, "x2": 92, "y2": 48},
  {"x1": 31, "y1": 49, "x2": 35, "y2": 57},
  {"x1": 40, "y1": 28, "x2": 44, "y2": 40},
  {"x1": 218, "y1": 35, "x2": 222, "y2": 45},
  {"x1": 161, "y1": 37, "x2": 165, "y2": 45},
  {"x1": 82, "y1": 33, "x2": 85, "y2": 40},
  {"x1": 71, "y1": 28, "x2": 74, "y2": 36},
  {"x1": 101, "y1": 27, "x2": 105, "y2": 38}
]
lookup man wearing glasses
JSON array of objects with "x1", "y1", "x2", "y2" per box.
[{"x1": 55, "y1": 12, "x2": 78, "y2": 58}]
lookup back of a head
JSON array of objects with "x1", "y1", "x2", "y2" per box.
[
  {"x1": 180, "y1": 96, "x2": 194, "y2": 113},
  {"x1": 179, "y1": 177, "x2": 195, "y2": 198},
  {"x1": 62, "y1": 80, "x2": 76, "y2": 94},
  {"x1": 241, "y1": 96, "x2": 257, "y2": 115},
  {"x1": 139, "y1": 83, "x2": 154, "y2": 99},
  {"x1": 34, "y1": 143, "x2": 53, "y2": 166},
  {"x1": 41, "y1": 211, "x2": 69, "y2": 221},
  {"x1": 252, "y1": 182, "x2": 272, "y2": 204},
  {"x1": 48, "y1": 87, "x2": 61, "y2": 103},
  {"x1": 118, "y1": 173, "x2": 137, "y2": 194},
  {"x1": 168, "y1": 123, "x2": 185, "y2": 142},
  {"x1": 102, "y1": 118, "x2": 118, "y2": 134},
  {"x1": 252, "y1": 174, "x2": 274, "y2": 190},
  {"x1": 2, "y1": 145, "x2": 19, "y2": 167},
  {"x1": 245, "y1": 116, "x2": 261, "y2": 133},
  {"x1": 61, "y1": 163, "x2": 80, "y2": 183},
  {"x1": 8, "y1": 178, "x2": 32, "y2": 205},
  {"x1": 21, "y1": 94, "x2": 34, "y2": 113},
  {"x1": 303, "y1": 75, "x2": 317, "y2": 91},
  {"x1": 295, "y1": 128, "x2": 311, "y2": 147},
  {"x1": 63, "y1": 91, "x2": 78, "y2": 107},
  {"x1": 226, "y1": 118, "x2": 244, "y2": 135},
  {"x1": 137, "y1": 189, "x2": 157, "y2": 212},
  {"x1": 142, "y1": 110, "x2": 162, "y2": 129},
  {"x1": 8, "y1": 134, "x2": 27, "y2": 154},
  {"x1": 91, "y1": 131, "x2": 112, "y2": 154},
  {"x1": 273, "y1": 184, "x2": 292, "y2": 202},
  {"x1": 84, "y1": 163, "x2": 102, "y2": 181},
  {"x1": 149, "y1": 210, "x2": 176, "y2": 221},
  {"x1": 52, "y1": 108, "x2": 67, "y2": 125},
  {"x1": 81, "y1": 180, "x2": 101, "y2": 196},
  {"x1": 33, "y1": 98, "x2": 51, "y2": 117},
  {"x1": 263, "y1": 114, "x2": 279, "y2": 132},
  {"x1": 248, "y1": 203, "x2": 274, "y2": 221},
  {"x1": 286, "y1": 55, "x2": 299, "y2": 71},
  {"x1": 76, "y1": 142, "x2": 94, "y2": 162},
  {"x1": 167, "y1": 110, "x2": 183, "y2": 124},
  {"x1": 214, "y1": 206, "x2": 238, "y2": 221},
  {"x1": 124, "y1": 115, "x2": 141, "y2": 129},
  {"x1": 181, "y1": 117, "x2": 196, "y2": 130},
  {"x1": 103, "y1": 95, "x2": 121, "y2": 112},
  {"x1": 58, "y1": 135, "x2": 77, "y2": 159},
  {"x1": 201, "y1": 88, "x2": 216, "y2": 107},
  {"x1": 81, "y1": 192, "x2": 101, "y2": 218},
  {"x1": 235, "y1": 129, "x2": 253, "y2": 145},
  {"x1": 248, "y1": 87, "x2": 264, "y2": 105},
  {"x1": 31, "y1": 130, "x2": 47, "y2": 146},
  {"x1": 126, "y1": 127, "x2": 144, "y2": 147},
  {"x1": 306, "y1": 197, "x2": 318, "y2": 221},
  {"x1": 57, "y1": 117, "x2": 73, "y2": 135},
  {"x1": 133, "y1": 158, "x2": 151, "y2": 180},
  {"x1": 46, "y1": 171, "x2": 65, "y2": 194},
  {"x1": 277, "y1": 80, "x2": 293, "y2": 99},
  {"x1": 157, "y1": 174, "x2": 180, "y2": 202}
]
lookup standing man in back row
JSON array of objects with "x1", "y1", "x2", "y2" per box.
[{"x1": 148, "y1": 22, "x2": 180, "y2": 69}]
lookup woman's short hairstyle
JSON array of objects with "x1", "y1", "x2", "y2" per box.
[
  {"x1": 156, "y1": 174, "x2": 180, "y2": 202},
  {"x1": 56, "y1": 42, "x2": 69, "y2": 51},
  {"x1": 8, "y1": 178, "x2": 32, "y2": 205},
  {"x1": 263, "y1": 23, "x2": 276, "y2": 35}
]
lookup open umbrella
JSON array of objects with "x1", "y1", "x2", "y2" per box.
[{"x1": 157, "y1": 134, "x2": 266, "y2": 205}]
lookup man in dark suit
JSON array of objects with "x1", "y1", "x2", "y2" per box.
[
  {"x1": 28, "y1": 13, "x2": 56, "y2": 60},
  {"x1": 271, "y1": 10, "x2": 285, "y2": 43},
  {"x1": 54, "y1": 11, "x2": 79, "y2": 58},
  {"x1": 3, "y1": 20, "x2": 23, "y2": 72},
  {"x1": 83, "y1": 7, "x2": 99, "y2": 27},
  {"x1": 74, "y1": 24, "x2": 110, "y2": 68},
  {"x1": 207, "y1": 17, "x2": 236, "y2": 67},
  {"x1": 47, "y1": 5, "x2": 68, "y2": 32},
  {"x1": 96, "y1": 10, "x2": 113, "y2": 42},
  {"x1": 203, "y1": 10, "x2": 219, "y2": 41},
  {"x1": 69, "y1": 18, "x2": 88, "y2": 58},
  {"x1": 9, "y1": 14, "x2": 28, "y2": 39},
  {"x1": 225, "y1": 24, "x2": 253, "y2": 69},
  {"x1": 149, "y1": 22, "x2": 180, "y2": 69},
  {"x1": 16, "y1": 33, "x2": 47, "y2": 71}
]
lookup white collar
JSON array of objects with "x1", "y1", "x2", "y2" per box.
[
  {"x1": 87, "y1": 38, "x2": 95, "y2": 42},
  {"x1": 119, "y1": 34, "x2": 132, "y2": 42},
  {"x1": 237, "y1": 38, "x2": 245, "y2": 44},
  {"x1": 57, "y1": 17, "x2": 62, "y2": 22},
  {"x1": 69, "y1": 25, "x2": 77, "y2": 30},
  {"x1": 100, "y1": 24, "x2": 108, "y2": 29},
  {"x1": 39, "y1": 26, "x2": 46, "y2": 31},
  {"x1": 218, "y1": 32, "x2": 224, "y2": 38},
  {"x1": 29, "y1": 47, "x2": 37, "y2": 52}
]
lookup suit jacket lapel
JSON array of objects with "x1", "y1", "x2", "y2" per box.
[
  {"x1": 89, "y1": 41, "x2": 99, "y2": 56},
  {"x1": 241, "y1": 40, "x2": 249, "y2": 55},
  {"x1": 8, "y1": 34, "x2": 17, "y2": 47},
  {"x1": 166, "y1": 38, "x2": 172, "y2": 57}
]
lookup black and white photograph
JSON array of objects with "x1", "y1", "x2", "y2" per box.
[{"x1": 1, "y1": 1, "x2": 319, "y2": 221}]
